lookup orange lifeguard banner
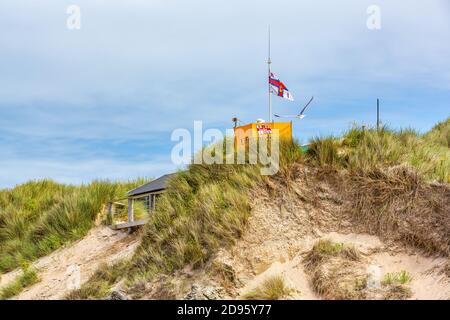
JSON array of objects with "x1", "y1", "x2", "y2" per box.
[{"x1": 233, "y1": 122, "x2": 292, "y2": 149}]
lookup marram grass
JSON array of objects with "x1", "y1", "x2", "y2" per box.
[
  {"x1": 0, "y1": 266, "x2": 40, "y2": 300},
  {"x1": 306, "y1": 117, "x2": 450, "y2": 183},
  {"x1": 0, "y1": 178, "x2": 147, "y2": 273}
]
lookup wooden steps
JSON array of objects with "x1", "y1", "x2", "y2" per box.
[{"x1": 111, "y1": 219, "x2": 148, "y2": 230}]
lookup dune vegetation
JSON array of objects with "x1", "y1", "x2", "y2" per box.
[
  {"x1": 66, "y1": 140, "x2": 303, "y2": 299},
  {"x1": 66, "y1": 118, "x2": 449, "y2": 299},
  {"x1": 0, "y1": 265, "x2": 40, "y2": 300},
  {"x1": 0, "y1": 179, "x2": 146, "y2": 274},
  {"x1": 307, "y1": 117, "x2": 450, "y2": 183},
  {"x1": 243, "y1": 276, "x2": 293, "y2": 300},
  {"x1": 1, "y1": 117, "x2": 448, "y2": 299}
]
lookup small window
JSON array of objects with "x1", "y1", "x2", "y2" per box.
[{"x1": 137, "y1": 196, "x2": 150, "y2": 212}]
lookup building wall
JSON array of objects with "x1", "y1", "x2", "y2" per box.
[{"x1": 233, "y1": 122, "x2": 292, "y2": 149}]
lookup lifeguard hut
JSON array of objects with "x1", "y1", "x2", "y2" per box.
[{"x1": 233, "y1": 119, "x2": 292, "y2": 149}]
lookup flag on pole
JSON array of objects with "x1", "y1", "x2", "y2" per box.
[{"x1": 269, "y1": 72, "x2": 294, "y2": 101}]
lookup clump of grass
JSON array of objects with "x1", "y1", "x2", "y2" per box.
[
  {"x1": 381, "y1": 271, "x2": 412, "y2": 286},
  {"x1": 0, "y1": 178, "x2": 147, "y2": 273},
  {"x1": 0, "y1": 266, "x2": 40, "y2": 300},
  {"x1": 307, "y1": 136, "x2": 341, "y2": 168},
  {"x1": 311, "y1": 239, "x2": 346, "y2": 254},
  {"x1": 380, "y1": 271, "x2": 413, "y2": 300},
  {"x1": 423, "y1": 117, "x2": 450, "y2": 148},
  {"x1": 278, "y1": 138, "x2": 305, "y2": 175},
  {"x1": 382, "y1": 284, "x2": 412, "y2": 300},
  {"x1": 304, "y1": 239, "x2": 360, "y2": 270},
  {"x1": 304, "y1": 240, "x2": 366, "y2": 300},
  {"x1": 243, "y1": 276, "x2": 292, "y2": 300}
]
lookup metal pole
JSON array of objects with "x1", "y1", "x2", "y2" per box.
[
  {"x1": 268, "y1": 26, "x2": 272, "y2": 123},
  {"x1": 377, "y1": 98, "x2": 380, "y2": 131}
]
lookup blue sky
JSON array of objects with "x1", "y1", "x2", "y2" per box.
[{"x1": 0, "y1": 0, "x2": 449, "y2": 188}]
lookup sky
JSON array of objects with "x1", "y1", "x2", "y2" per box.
[{"x1": 0, "y1": 0, "x2": 449, "y2": 188}]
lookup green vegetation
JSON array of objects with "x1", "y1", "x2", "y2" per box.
[
  {"x1": 307, "y1": 117, "x2": 450, "y2": 183},
  {"x1": 381, "y1": 271, "x2": 413, "y2": 300},
  {"x1": 383, "y1": 284, "x2": 412, "y2": 300},
  {"x1": 110, "y1": 200, "x2": 149, "y2": 225},
  {"x1": 3, "y1": 117, "x2": 448, "y2": 299},
  {"x1": 129, "y1": 140, "x2": 301, "y2": 280},
  {"x1": 71, "y1": 139, "x2": 301, "y2": 299},
  {"x1": 66, "y1": 261, "x2": 127, "y2": 300},
  {"x1": 130, "y1": 163, "x2": 261, "y2": 278},
  {"x1": 343, "y1": 164, "x2": 449, "y2": 256},
  {"x1": 68, "y1": 163, "x2": 262, "y2": 299},
  {"x1": 68, "y1": 117, "x2": 449, "y2": 298},
  {"x1": 303, "y1": 240, "x2": 366, "y2": 300},
  {"x1": 303, "y1": 241, "x2": 415, "y2": 300},
  {"x1": 0, "y1": 179, "x2": 146, "y2": 273},
  {"x1": 381, "y1": 271, "x2": 412, "y2": 286},
  {"x1": 309, "y1": 240, "x2": 346, "y2": 255},
  {"x1": 0, "y1": 266, "x2": 40, "y2": 300},
  {"x1": 423, "y1": 117, "x2": 450, "y2": 148},
  {"x1": 304, "y1": 239, "x2": 360, "y2": 270},
  {"x1": 243, "y1": 276, "x2": 292, "y2": 300}
]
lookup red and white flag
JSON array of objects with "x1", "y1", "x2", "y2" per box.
[{"x1": 269, "y1": 72, "x2": 294, "y2": 101}]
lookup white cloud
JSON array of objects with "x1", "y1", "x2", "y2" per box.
[{"x1": 0, "y1": 0, "x2": 449, "y2": 187}]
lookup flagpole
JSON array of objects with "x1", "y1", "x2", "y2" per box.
[{"x1": 268, "y1": 26, "x2": 272, "y2": 123}]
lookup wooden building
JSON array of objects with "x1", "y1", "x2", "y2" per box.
[
  {"x1": 233, "y1": 121, "x2": 292, "y2": 149},
  {"x1": 109, "y1": 173, "x2": 175, "y2": 230}
]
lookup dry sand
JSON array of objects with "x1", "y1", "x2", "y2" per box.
[{"x1": 0, "y1": 226, "x2": 138, "y2": 300}]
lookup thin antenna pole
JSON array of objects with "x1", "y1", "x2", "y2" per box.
[
  {"x1": 268, "y1": 26, "x2": 272, "y2": 123},
  {"x1": 377, "y1": 98, "x2": 380, "y2": 131}
]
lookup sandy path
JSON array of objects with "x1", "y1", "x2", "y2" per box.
[{"x1": 0, "y1": 226, "x2": 139, "y2": 300}]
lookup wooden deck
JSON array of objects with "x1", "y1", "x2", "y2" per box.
[{"x1": 111, "y1": 219, "x2": 148, "y2": 230}]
